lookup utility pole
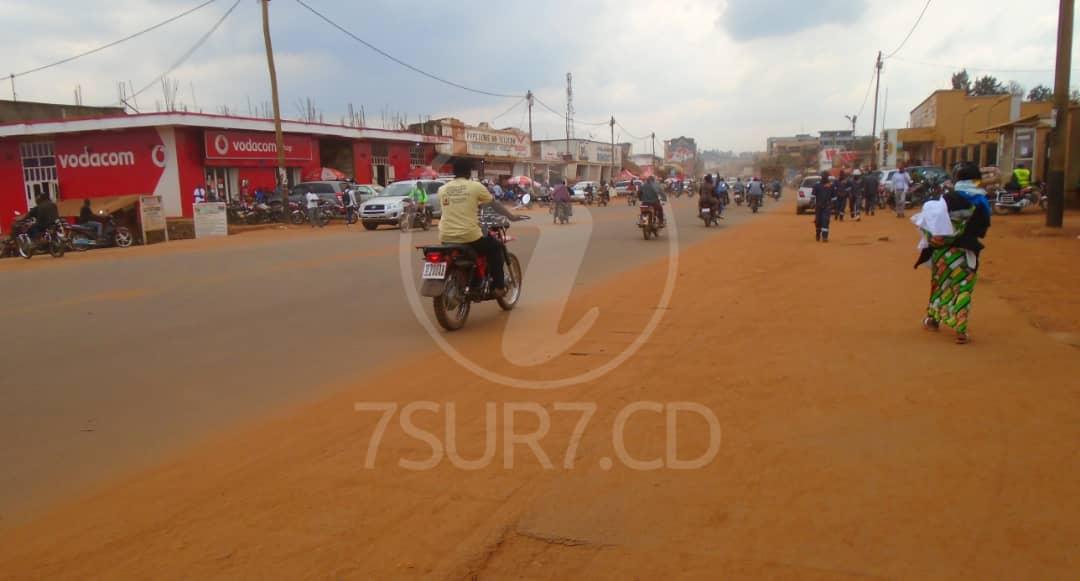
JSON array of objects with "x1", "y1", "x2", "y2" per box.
[
  {"x1": 565, "y1": 73, "x2": 574, "y2": 158},
  {"x1": 880, "y1": 88, "x2": 889, "y2": 168},
  {"x1": 1046, "y1": 0, "x2": 1073, "y2": 228},
  {"x1": 527, "y1": 90, "x2": 534, "y2": 186},
  {"x1": 610, "y1": 116, "x2": 616, "y2": 183},
  {"x1": 870, "y1": 51, "x2": 883, "y2": 170},
  {"x1": 8, "y1": 74, "x2": 15, "y2": 101},
  {"x1": 260, "y1": 0, "x2": 287, "y2": 194}
]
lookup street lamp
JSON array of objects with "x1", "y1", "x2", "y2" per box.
[{"x1": 844, "y1": 115, "x2": 857, "y2": 134}]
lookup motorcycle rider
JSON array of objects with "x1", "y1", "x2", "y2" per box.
[
  {"x1": 715, "y1": 176, "x2": 730, "y2": 206},
  {"x1": 733, "y1": 177, "x2": 745, "y2": 202},
  {"x1": 26, "y1": 193, "x2": 60, "y2": 239},
  {"x1": 747, "y1": 177, "x2": 764, "y2": 207},
  {"x1": 437, "y1": 159, "x2": 508, "y2": 297},
  {"x1": 407, "y1": 181, "x2": 429, "y2": 221},
  {"x1": 639, "y1": 175, "x2": 667, "y2": 226},
  {"x1": 1007, "y1": 163, "x2": 1031, "y2": 192},
  {"x1": 698, "y1": 175, "x2": 721, "y2": 219},
  {"x1": 770, "y1": 178, "x2": 782, "y2": 199},
  {"x1": 77, "y1": 198, "x2": 104, "y2": 240}
]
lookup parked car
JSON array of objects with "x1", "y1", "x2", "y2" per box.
[
  {"x1": 347, "y1": 184, "x2": 383, "y2": 205},
  {"x1": 796, "y1": 175, "x2": 821, "y2": 214},
  {"x1": 288, "y1": 181, "x2": 353, "y2": 207},
  {"x1": 876, "y1": 168, "x2": 899, "y2": 195},
  {"x1": 358, "y1": 179, "x2": 445, "y2": 230},
  {"x1": 614, "y1": 179, "x2": 642, "y2": 196}
]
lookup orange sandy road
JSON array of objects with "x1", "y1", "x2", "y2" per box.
[{"x1": 1, "y1": 200, "x2": 1078, "y2": 579}]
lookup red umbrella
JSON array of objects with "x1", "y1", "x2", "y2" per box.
[
  {"x1": 505, "y1": 175, "x2": 533, "y2": 187},
  {"x1": 408, "y1": 166, "x2": 439, "y2": 179},
  {"x1": 303, "y1": 167, "x2": 347, "y2": 181}
]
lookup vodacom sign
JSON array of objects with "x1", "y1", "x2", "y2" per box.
[{"x1": 204, "y1": 130, "x2": 313, "y2": 162}]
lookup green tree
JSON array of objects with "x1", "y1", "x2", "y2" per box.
[
  {"x1": 951, "y1": 69, "x2": 971, "y2": 93},
  {"x1": 972, "y1": 75, "x2": 1007, "y2": 96},
  {"x1": 1027, "y1": 85, "x2": 1053, "y2": 102}
]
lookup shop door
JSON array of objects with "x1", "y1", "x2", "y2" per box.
[
  {"x1": 206, "y1": 167, "x2": 234, "y2": 203},
  {"x1": 372, "y1": 162, "x2": 394, "y2": 186},
  {"x1": 20, "y1": 141, "x2": 58, "y2": 208}
]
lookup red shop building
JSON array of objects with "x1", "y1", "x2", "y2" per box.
[{"x1": 0, "y1": 112, "x2": 444, "y2": 230}]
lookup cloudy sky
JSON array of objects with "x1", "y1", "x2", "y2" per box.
[{"x1": 3, "y1": 0, "x2": 1076, "y2": 152}]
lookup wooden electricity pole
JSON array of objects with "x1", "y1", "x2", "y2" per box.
[
  {"x1": 870, "y1": 51, "x2": 883, "y2": 170},
  {"x1": 1046, "y1": 0, "x2": 1073, "y2": 227},
  {"x1": 261, "y1": 0, "x2": 288, "y2": 195}
]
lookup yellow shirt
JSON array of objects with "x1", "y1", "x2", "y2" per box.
[{"x1": 437, "y1": 178, "x2": 493, "y2": 243}]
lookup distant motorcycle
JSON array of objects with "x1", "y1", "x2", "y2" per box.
[
  {"x1": 66, "y1": 213, "x2": 134, "y2": 251},
  {"x1": 552, "y1": 201, "x2": 572, "y2": 225},
  {"x1": 699, "y1": 205, "x2": 719, "y2": 227},
  {"x1": 16, "y1": 218, "x2": 66, "y2": 259},
  {"x1": 638, "y1": 204, "x2": 663, "y2": 240},
  {"x1": 398, "y1": 198, "x2": 431, "y2": 232},
  {"x1": 994, "y1": 184, "x2": 1045, "y2": 214},
  {"x1": 749, "y1": 193, "x2": 762, "y2": 213},
  {"x1": 733, "y1": 191, "x2": 744, "y2": 206}
]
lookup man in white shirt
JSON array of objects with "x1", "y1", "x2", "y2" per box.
[
  {"x1": 305, "y1": 190, "x2": 322, "y2": 228},
  {"x1": 891, "y1": 168, "x2": 912, "y2": 218}
]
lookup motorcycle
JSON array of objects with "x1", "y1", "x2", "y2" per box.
[
  {"x1": 66, "y1": 213, "x2": 135, "y2": 251},
  {"x1": 552, "y1": 201, "x2": 572, "y2": 225},
  {"x1": 598, "y1": 191, "x2": 610, "y2": 207},
  {"x1": 2, "y1": 212, "x2": 32, "y2": 258},
  {"x1": 733, "y1": 191, "x2": 744, "y2": 206},
  {"x1": 418, "y1": 207, "x2": 526, "y2": 331},
  {"x1": 638, "y1": 203, "x2": 663, "y2": 240},
  {"x1": 749, "y1": 193, "x2": 762, "y2": 213},
  {"x1": 583, "y1": 191, "x2": 595, "y2": 206},
  {"x1": 290, "y1": 200, "x2": 332, "y2": 227},
  {"x1": 399, "y1": 198, "x2": 432, "y2": 232},
  {"x1": 626, "y1": 192, "x2": 637, "y2": 206},
  {"x1": 699, "y1": 205, "x2": 719, "y2": 227},
  {"x1": 994, "y1": 185, "x2": 1045, "y2": 214},
  {"x1": 16, "y1": 218, "x2": 66, "y2": 259}
]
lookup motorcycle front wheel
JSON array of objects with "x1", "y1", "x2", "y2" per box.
[
  {"x1": 18, "y1": 238, "x2": 32, "y2": 259},
  {"x1": 433, "y1": 269, "x2": 470, "y2": 331},
  {"x1": 992, "y1": 204, "x2": 1010, "y2": 216},
  {"x1": 498, "y1": 254, "x2": 523, "y2": 311},
  {"x1": 114, "y1": 227, "x2": 134, "y2": 248},
  {"x1": 48, "y1": 236, "x2": 65, "y2": 258}
]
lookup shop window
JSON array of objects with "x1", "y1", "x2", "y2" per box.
[
  {"x1": 985, "y1": 143, "x2": 998, "y2": 166},
  {"x1": 1014, "y1": 129, "x2": 1035, "y2": 171},
  {"x1": 19, "y1": 141, "x2": 57, "y2": 207},
  {"x1": 371, "y1": 142, "x2": 389, "y2": 158},
  {"x1": 410, "y1": 145, "x2": 425, "y2": 167}
]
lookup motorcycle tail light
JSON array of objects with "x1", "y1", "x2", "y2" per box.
[{"x1": 425, "y1": 251, "x2": 446, "y2": 263}]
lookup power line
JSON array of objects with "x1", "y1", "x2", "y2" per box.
[
  {"x1": 615, "y1": 120, "x2": 646, "y2": 141},
  {"x1": 890, "y1": 55, "x2": 1075, "y2": 74},
  {"x1": 533, "y1": 95, "x2": 608, "y2": 126},
  {"x1": 883, "y1": 0, "x2": 933, "y2": 60},
  {"x1": 293, "y1": 0, "x2": 520, "y2": 99},
  {"x1": 12, "y1": 0, "x2": 220, "y2": 79},
  {"x1": 491, "y1": 97, "x2": 525, "y2": 122},
  {"x1": 856, "y1": 65, "x2": 877, "y2": 119},
  {"x1": 121, "y1": 0, "x2": 241, "y2": 108}
]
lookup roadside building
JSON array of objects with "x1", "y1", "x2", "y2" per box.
[
  {"x1": 0, "y1": 111, "x2": 445, "y2": 230},
  {"x1": 533, "y1": 138, "x2": 623, "y2": 183},
  {"x1": 897, "y1": 90, "x2": 1052, "y2": 170},
  {"x1": 409, "y1": 118, "x2": 531, "y2": 181},
  {"x1": 0, "y1": 99, "x2": 125, "y2": 123},
  {"x1": 977, "y1": 105, "x2": 1080, "y2": 198}
]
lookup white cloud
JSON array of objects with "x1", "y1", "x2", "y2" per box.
[{"x1": 2, "y1": 0, "x2": 1075, "y2": 152}]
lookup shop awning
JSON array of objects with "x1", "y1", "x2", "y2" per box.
[
  {"x1": 57, "y1": 194, "x2": 141, "y2": 218},
  {"x1": 976, "y1": 114, "x2": 1043, "y2": 134},
  {"x1": 897, "y1": 127, "x2": 936, "y2": 144}
]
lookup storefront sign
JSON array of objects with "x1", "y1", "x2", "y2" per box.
[
  {"x1": 193, "y1": 202, "x2": 228, "y2": 238},
  {"x1": 139, "y1": 195, "x2": 168, "y2": 243},
  {"x1": 204, "y1": 130, "x2": 314, "y2": 162},
  {"x1": 55, "y1": 129, "x2": 167, "y2": 198},
  {"x1": 665, "y1": 137, "x2": 697, "y2": 163},
  {"x1": 464, "y1": 128, "x2": 530, "y2": 159}
]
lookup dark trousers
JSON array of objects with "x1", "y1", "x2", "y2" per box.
[
  {"x1": 849, "y1": 194, "x2": 860, "y2": 216},
  {"x1": 466, "y1": 236, "x2": 506, "y2": 289},
  {"x1": 815, "y1": 208, "x2": 831, "y2": 240},
  {"x1": 864, "y1": 195, "x2": 877, "y2": 215},
  {"x1": 833, "y1": 196, "x2": 847, "y2": 218}
]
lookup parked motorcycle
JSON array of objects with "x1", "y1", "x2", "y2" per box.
[
  {"x1": 994, "y1": 185, "x2": 1045, "y2": 214},
  {"x1": 66, "y1": 213, "x2": 135, "y2": 251},
  {"x1": 638, "y1": 203, "x2": 663, "y2": 240},
  {"x1": 2, "y1": 212, "x2": 32, "y2": 258},
  {"x1": 16, "y1": 218, "x2": 66, "y2": 259},
  {"x1": 289, "y1": 201, "x2": 332, "y2": 227},
  {"x1": 418, "y1": 207, "x2": 526, "y2": 331},
  {"x1": 398, "y1": 198, "x2": 431, "y2": 232}
]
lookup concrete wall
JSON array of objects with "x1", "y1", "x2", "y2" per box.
[{"x1": 0, "y1": 100, "x2": 125, "y2": 123}]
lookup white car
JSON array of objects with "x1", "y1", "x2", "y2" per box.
[
  {"x1": 359, "y1": 179, "x2": 444, "y2": 230},
  {"x1": 571, "y1": 181, "x2": 599, "y2": 202},
  {"x1": 796, "y1": 176, "x2": 821, "y2": 214},
  {"x1": 877, "y1": 168, "x2": 899, "y2": 195}
]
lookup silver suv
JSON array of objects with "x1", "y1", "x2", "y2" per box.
[{"x1": 359, "y1": 180, "x2": 444, "y2": 230}]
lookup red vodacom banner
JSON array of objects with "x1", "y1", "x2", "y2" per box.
[
  {"x1": 203, "y1": 130, "x2": 314, "y2": 162},
  {"x1": 55, "y1": 128, "x2": 166, "y2": 198}
]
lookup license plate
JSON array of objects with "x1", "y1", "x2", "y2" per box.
[
  {"x1": 422, "y1": 262, "x2": 447, "y2": 279},
  {"x1": 701, "y1": 208, "x2": 710, "y2": 213}
]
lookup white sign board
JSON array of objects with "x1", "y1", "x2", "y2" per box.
[
  {"x1": 139, "y1": 195, "x2": 168, "y2": 243},
  {"x1": 193, "y1": 202, "x2": 228, "y2": 238}
]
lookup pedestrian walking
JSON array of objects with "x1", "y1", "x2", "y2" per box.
[
  {"x1": 305, "y1": 190, "x2": 321, "y2": 228},
  {"x1": 343, "y1": 187, "x2": 358, "y2": 226},
  {"x1": 812, "y1": 171, "x2": 834, "y2": 242},
  {"x1": 849, "y1": 169, "x2": 862, "y2": 220},
  {"x1": 913, "y1": 163, "x2": 990, "y2": 345},
  {"x1": 892, "y1": 167, "x2": 912, "y2": 217},
  {"x1": 833, "y1": 171, "x2": 848, "y2": 222},
  {"x1": 862, "y1": 169, "x2": 880, "y2": 216}
]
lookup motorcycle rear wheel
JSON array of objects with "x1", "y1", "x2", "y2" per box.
[
  {"x1": 49, "y1": 237, "x2": 65, "y2": 258},
  {"x1": 992, "y1": 204, "x2": 1010, "y2": 216},
  {"x1": 18, "y1": 238, "x2": 32, "y2": 259},
  {"x1": 497, "y1": 254, "x2": 523, "y2": 311},
  {"x1": 433, "y1": 270, "x2": 470, "y2": 331}
]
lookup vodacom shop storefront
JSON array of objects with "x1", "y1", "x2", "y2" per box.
[{"x1": 0, "y1": 112, "x2": 444, "y2": 231}]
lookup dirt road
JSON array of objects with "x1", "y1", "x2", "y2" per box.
[{"x1": 1, "y1": 200, "x2": 1077, "y2": 579}]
